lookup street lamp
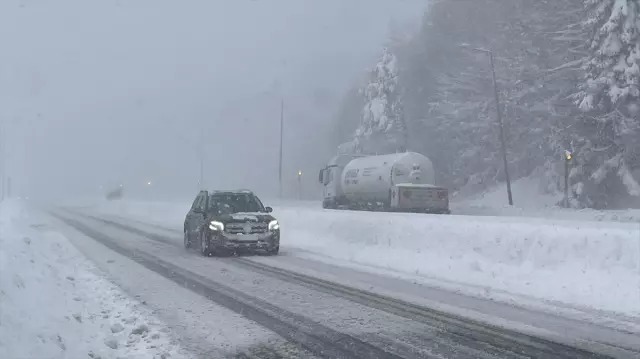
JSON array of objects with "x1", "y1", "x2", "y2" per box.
[
  {"x1": 297, "y1": 170, "x2": 302, "y2": 200},
  {"x1": 279, "y1": 99, "x2": 285, "y2": 199},
  {"x1": 564, "y1": 150, "x2": 572, "y2": 161},
  {"x1": 459, "y1": 44, "x2": 513, "y2": 206},
  {"x1": 564, "y1": 150, "x2": 573, "y2": 208}
]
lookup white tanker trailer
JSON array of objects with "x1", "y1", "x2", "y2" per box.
[{"x1": 318, "y1": 152, "x2": 450, "y2": 213}]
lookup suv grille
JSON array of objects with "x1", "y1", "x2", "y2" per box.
[{"x1": 225, "y1": 223, "x2": 268, "y2": 234}]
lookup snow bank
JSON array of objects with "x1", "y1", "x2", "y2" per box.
[
  {"x1": 454, "y1": 176, "x2": 561, "y2": 211},
  {"x1": 0, "y1": 200, "x2": 190, "y2": 359},
  {"x1": 86, "y1": 199, "x2": 640, "y2": 316},
  {"x1": 453, "y1": 176, "x2": 640, "y2": 223},
  {"x1": 277, "y1": 207, "x2": 640, "y2": 315}
]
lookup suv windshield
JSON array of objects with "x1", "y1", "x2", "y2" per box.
[{"x1": 209, "y1": 193, "x2": 265, "y2": 214}]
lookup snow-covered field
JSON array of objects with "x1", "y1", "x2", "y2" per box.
[
  {"x1": 87, "y1": 197, "x2": 640, "y2": 318},
  {"x1": 0, "y1": 200, "x2": 191, "y2": 359}
]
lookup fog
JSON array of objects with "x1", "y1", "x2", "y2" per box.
[{"x1": 0, "y1": 0, "x2": 426, "y2": 201}]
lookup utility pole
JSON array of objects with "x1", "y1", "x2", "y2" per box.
[
  {"x1": 279, "y1": 98, "x2": 284, "y2": 199},
  {"x1": 198, "y1": 124, "x2": 205, "y2": 190},
  {"x1": 460, "y1": 45, "x2": 513, "y2": 205},
  {"x1": 0, "y1": 121, "x2": 4, "y2": 201},
  {"x1": 199, "y1": 154, "x2": 204, "y2": 190},
  {"x1": 488, "y1": 51, "x2": 513, "y2": 206},
  {"x1": 174, "y1": 122, "x2": 206, "y2": 191}
]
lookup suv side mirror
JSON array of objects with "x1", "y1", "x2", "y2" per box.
[{"x1": 265, "y1": 206, "x2": 273, "y2": 213}]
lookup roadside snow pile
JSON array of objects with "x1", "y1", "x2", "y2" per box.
[
  {"x1": 276, "y1": 207, "x2": 640, "y2": 315},
  {"x1": 0, "y1": 200, "x2": 190, "y2": 359}
]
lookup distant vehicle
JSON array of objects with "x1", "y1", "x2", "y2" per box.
[
  {"x1": 318, "y1": 152, "x2": 450, "y2": 214},
  {"x1": 183, "y1": 190, "x2": 280, "y2": 256},
  {"x1": 105, "y1": 186, "x2": 124, "y2": 201}
]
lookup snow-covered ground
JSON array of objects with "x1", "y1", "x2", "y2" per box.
[
  {"x1": 0, "y1": 200, "x2": 191, "y2": 359},
  {"x1": 85, "y1": 198, "x2": 640, "y2": 319},
  {"x1": 453, "y1": 176, "x2": 640, "y2": 222}
]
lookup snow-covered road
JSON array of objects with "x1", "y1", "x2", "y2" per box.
[
  {"x1": 90, "y1": 199, "x2": 640, "y2": 317},
  {"x1": 51, "y1": 214, "x2": 492, "y2": 357},
  {"x1": 4, "y1": 198, "x2": 640, "y2": 358},
  {"x1": 53, "y1": 201, "x2": 640, "y2": 357},
  {"x1": 53, "y1": 211, "x2": 550, "y2": 358}
]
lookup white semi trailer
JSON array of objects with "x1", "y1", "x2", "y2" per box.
[{"x1": 318, "y1": 152, "x2": 450, "y2": 213}]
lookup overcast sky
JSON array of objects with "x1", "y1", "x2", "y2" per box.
[{"x1": 0, "y1": 0, "x2": 426, "y2": 201}]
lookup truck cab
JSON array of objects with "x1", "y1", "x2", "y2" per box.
[{"x1": 318, "y1": 154, "x2": 356, "y2": 209}]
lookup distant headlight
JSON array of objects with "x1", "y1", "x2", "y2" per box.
[
  {"x1": 268, "y1": 220, "x2": 280, "y2": 231},
  {"x1": 209, "y1": 221, "x2": 224, "y2": 231}
]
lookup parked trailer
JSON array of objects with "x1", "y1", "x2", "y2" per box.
[{"x1": 318, "y1": 152, "x2": 450, "y2": 213}]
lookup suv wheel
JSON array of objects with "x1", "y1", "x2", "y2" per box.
[
  {"x1": 184, "y1": 230, "x2": 191, "y2": 249},
  {"x1": 267, "y1": 245, "x2": 279, "y2": 256},
  {"x1": 200, "y1": 231, "x2": 212, "y2": 257}
]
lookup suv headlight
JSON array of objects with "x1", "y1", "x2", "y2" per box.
[
  {"x1": 268, "y1": 220, "x2": 280, "y2": 231},
  {"x1": 209, "y1": 221, "x2": 224, "y2": 231}
]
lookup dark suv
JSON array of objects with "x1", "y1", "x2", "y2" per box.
[{"x1": 184, "y1": 190, "x2": 280, "y2": 256}]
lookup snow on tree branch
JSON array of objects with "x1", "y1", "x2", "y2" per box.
[{"x1": 353, "y1": 48, "x2": 407, "y2": 154}]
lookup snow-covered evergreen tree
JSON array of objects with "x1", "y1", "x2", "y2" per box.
[
  {"x1": 354, "y1": 48, "x2": 407, "y2": 154},
  {"x1": 573, "y1": 0, "x2": 640, "y2": 207}
]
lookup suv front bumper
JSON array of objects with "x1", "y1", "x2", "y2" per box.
[{"x1": 211, "y1": 231, "x2": 279, "y2": 252}]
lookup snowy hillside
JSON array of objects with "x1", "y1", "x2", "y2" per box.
[{"x1": 0, "y1": 200, "x2": 191, "y2": 359}]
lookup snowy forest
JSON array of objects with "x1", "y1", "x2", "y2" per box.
[{"x1": 329, "y1": 0, "x2": 640, "y2": 209}]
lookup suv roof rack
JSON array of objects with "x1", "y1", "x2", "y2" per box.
[{"x1": 212, "y1": 189, "x2": 254, "y2": 194}]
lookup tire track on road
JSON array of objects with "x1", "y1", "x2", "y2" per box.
[
  {"x1": 97, "y1": 212, "x2": 640, "y2": 333},
  {"x1": 52, "y1": 213, "x2": 405, "y2": 359},
  {"x1": 73, "y1": 212, "x2": 624, "y2": 359}
]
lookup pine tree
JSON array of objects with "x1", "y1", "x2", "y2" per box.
[
  {"x1": 572, "y1": 0, "x2": 640, "y2": 208},
  {"x1": 354, "y1": 48, "x2": 407, "y2": 154}
]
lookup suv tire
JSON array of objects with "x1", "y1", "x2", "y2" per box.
[
  {"x1": 267, "y1": 245, "x2": 279, "y2": 256},
  {"x1": 200, "y1": 231, "x2": 213, "y2": 257}
]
